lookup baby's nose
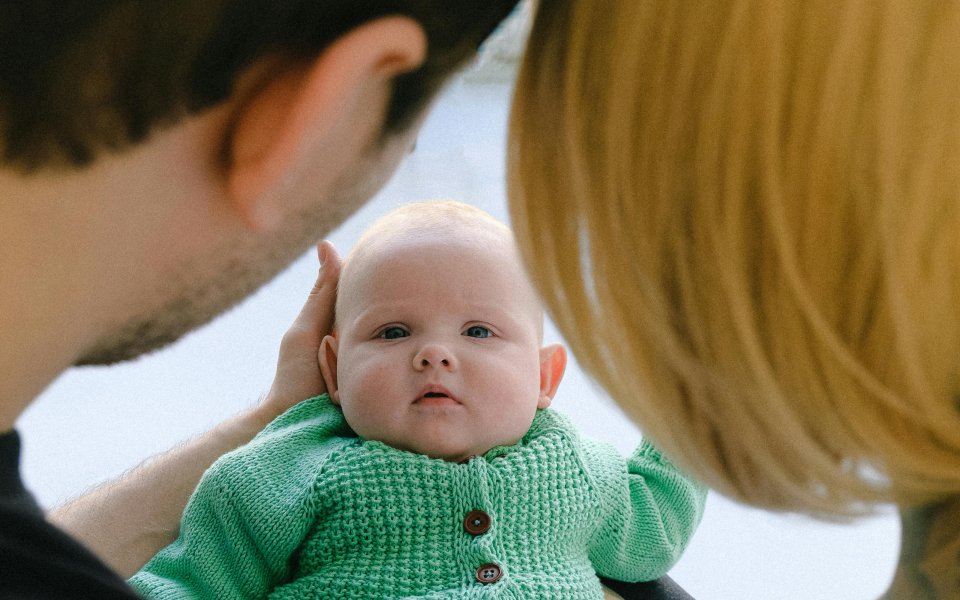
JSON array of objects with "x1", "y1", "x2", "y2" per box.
[{"x1": 413, "y1": 343, "x2": 455, "y2": 370}]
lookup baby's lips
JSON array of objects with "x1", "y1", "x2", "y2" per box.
[{"x1": 414, "y1": 383, "x2": 460, "y2": 404}]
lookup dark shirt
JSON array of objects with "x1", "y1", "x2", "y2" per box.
[
  {"x1": 0, "y1": 429, "x2": 140, "y2": 599},
  {"x1": 601, "y1": 576, "x2": 697, "y2": 600}
]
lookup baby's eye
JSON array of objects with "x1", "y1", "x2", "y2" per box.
[
  {"x1": 464, "y1": 325, "x2": 493, "y2": 339},
  {"x1": 379, "y1": 326, "x2": 409, "y2": 340}
]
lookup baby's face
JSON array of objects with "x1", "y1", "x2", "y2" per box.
[{"x1": 326, "y1": 230, "x2": 553, "y2": 462}]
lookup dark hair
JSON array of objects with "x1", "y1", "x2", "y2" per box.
[{"x1": 0, "y1": 1, "x2": 518, "y2": 171}]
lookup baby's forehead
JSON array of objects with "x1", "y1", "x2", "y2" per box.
[
  {"x1": 344, "y1": 212, "x2": 513, "y2": 276},
  {"x1": 340, "y1": 232, "x2": 511, "y2": 306},
  {"x1": 336, "y1": 214, "x2": 543, "y2": 333},
  {"x1": 361, "y1": 207, "x2": 509, "y2": 247}
]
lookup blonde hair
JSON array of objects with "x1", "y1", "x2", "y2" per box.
[{"x1": 509, "y1": 0, "x2": 960, "y2": 515}]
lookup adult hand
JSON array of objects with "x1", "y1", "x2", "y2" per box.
[
  {"x1": 260, "y1": 240, "x2": 342, "y2": 420},
  {"x1": 51, "y1": 241, "x2": 343, "y2": 577}
]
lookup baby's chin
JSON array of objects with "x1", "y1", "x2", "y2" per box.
[
  {"x1": 409, "y1": 442, "x2": 483, "y2": 464},
  {"x1": 368, "y1": 421, "x2": 535, "y2": 463},
  {"x1": 397, "y1": 438, "x2": 516, "y2": 464}
]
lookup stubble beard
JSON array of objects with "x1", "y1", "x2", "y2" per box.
[{"x1": 75, "y1": 134, "x2": 407, "y2": 367}]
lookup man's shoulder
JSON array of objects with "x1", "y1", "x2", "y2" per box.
[{"x1": 0, "y1": 431, "x2": 140, "y2": 599}]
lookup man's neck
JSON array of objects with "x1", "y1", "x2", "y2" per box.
[
  {"x1": 0, "y1": 117, "x2": 225, "y2": 430},
  {"x1": 0, "y1": 248, "x2": 88, "y2": 430},
  {"x1": 0, "y1": 174, "x2": 92, "y2": 430},
  {"x1": 884, "y1": 495, "x2": 960, "y2": 599},
  {"x1": 0, "y1": 159, "x2": 161, "y2": 431},
  {"x1": 0, "y1": 349, "x2": 73, "y2": 432}
]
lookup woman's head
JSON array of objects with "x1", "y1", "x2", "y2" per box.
[{"x1": 509, "y1": 0, "x2": 960, "y2": 515}]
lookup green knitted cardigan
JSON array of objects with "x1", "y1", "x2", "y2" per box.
[{"x1": 130, "y1": 395, "x2": 705, "y2": 599}]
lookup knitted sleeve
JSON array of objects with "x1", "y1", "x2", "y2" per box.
[
  {"x1": 129, "y1": 395, "x2": 353, "y2": 599},
  {"x1": 583, "y1": 437, "x2": 707, "y2": 583}
]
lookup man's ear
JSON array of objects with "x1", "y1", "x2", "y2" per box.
[
  {"x1": 224, "y1": 16, "x2": 427, "y2": 229},
  {"x1": 537, "y1": 344, "x2": 567, "y2": 409},
  {"x1": 318, "y1": 335, "x2": 341, "y2": 404}
]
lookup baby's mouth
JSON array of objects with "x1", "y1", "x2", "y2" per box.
[{"x1": 414, "y1": 385, "x2": 460, "y2": 405}]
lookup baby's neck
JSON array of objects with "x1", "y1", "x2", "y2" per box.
[{"x1": 883, "y1": 494, "x2": 960, "y2": 599}]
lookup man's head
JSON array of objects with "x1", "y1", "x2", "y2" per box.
[
  {"x1": 0, "y1": 1, "x2": 518, "y2": 171},
  {"x1": 318, "y1": 201, "x2": 567, "y2": 462},
  {"x1": 0, "y1": 2, "x2": 519, "y2": 369}
]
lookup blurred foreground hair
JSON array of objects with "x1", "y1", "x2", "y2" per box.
[{"x1": 509, "y1": 0, "x2": 960, "y2": 516}]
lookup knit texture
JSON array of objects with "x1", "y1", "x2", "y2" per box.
[{"x1": 130, "y1": 395, "x2": 706, "y2": 599}]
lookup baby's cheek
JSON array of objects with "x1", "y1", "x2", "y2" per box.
[
  {"x1": 338, "y1": 353, "x2": 389, "y2": 393},
  {"x1": 340, "y1": 400, "x2": 388, "y2": 442}
]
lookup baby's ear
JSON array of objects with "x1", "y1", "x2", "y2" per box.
[
  {"x1": 318, "y1": 335, "x2": 340, "y2": 404},
  {"x1": 537, "y1": 344, "x2": 567, "y2": 409}
]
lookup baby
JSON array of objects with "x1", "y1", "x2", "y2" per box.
[{"x1": 130, "y1": 201, "x2": 706, "y2": 599}]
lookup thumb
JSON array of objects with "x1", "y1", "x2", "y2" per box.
[
  {"x1": 292, "y1": 240, "x2": 342, "y2": 335},
  {"x1": 262, "y1": 240, "x2": 342, "y2": 416}
]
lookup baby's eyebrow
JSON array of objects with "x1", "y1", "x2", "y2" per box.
[{"x1": 467, "y1": 307, "x2": 539, "y2": 332}]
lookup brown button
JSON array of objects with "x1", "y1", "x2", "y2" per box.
[
  {"x1": 475, "y1": 563, "x2": 502, "y2": 584},
  {"x1": 463, "y1": 510, "x2": 491, "y2": 535}
]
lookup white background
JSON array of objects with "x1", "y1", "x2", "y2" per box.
[{"x1": 19, "y1": 74, "x2": 899, "y2": 599}]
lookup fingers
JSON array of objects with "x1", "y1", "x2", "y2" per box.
[
  {"x1": 313, "y1": 240, "x2": 342, "y2": 295},
  {"x1": 262, "y1": 241, "x2": 342, "y2": 415},
  {"x1": 291, "y1": 240, "x2": 342, "y2": 335}
]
